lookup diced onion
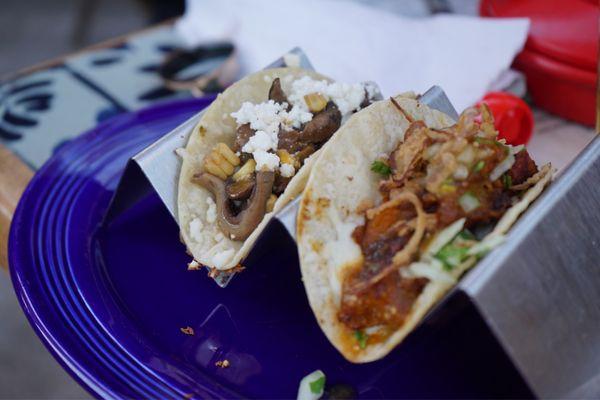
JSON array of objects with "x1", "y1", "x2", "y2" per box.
[
  {"x1": 404, "y1": 261, "x2": 455, "y2": 283},
  {"x1": 364, "y1": 325, "x2": 385, "y2": 335},
  {"x1": 297, "y1": 370, "x2": 326, "y2": 400},
  {"x1": 467, "y1": 234, "x2": 505, "y2": 256},
  {"x1": 489, "y1": 153, "x2": 515, "y2": 182},
  {"x1": 424, "y1": 143, "x2": 442, "y2": 160},
  {"x1": 457, "y1": 146, "x2": 475, "y2": 164},
  {"x1": 459, "y1": 192, "x2": 480, "y2": 213},
  {"x1": 453, "y1": 164, "x2": 469, "y2": 180},
  {"x1": 509, "y1": 144, "x2": 524, "y2": 155},
  {"x1": 425, "y1": 218, "x2": 466, "y2": 256}
]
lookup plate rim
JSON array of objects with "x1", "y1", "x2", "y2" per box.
[{"x1": 8, "y1": 95, "x2": 222, "y2": 399}]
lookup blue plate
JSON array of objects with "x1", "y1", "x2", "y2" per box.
[{"x1": 9, "y1": 97, "x2": 532, "y2": 399}]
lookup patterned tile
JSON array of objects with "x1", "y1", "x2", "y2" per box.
[{"x1": 0, "y1": 26, "x2": 191, "y2": 169}]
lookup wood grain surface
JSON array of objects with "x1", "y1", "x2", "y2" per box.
[{"x1": 0, "y1": 144, "x2": 33, "y2": 270}]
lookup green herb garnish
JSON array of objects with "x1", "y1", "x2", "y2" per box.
[
  {"x1": 457, "y1": 229, "x2": 476, "y2": 241},
  {"x1": 309, "y1": 376, "x2": 326, "y2": 394},
  {"x1": 473, "y1": 160, "x2": 485, "y2": 172},
  {"x1": 370, "y1": 160, "x2": 391, "y2": 176},
  {"x1": 354, "y1": 330, "x2": 368, "y2": 349},
  {"x1": 435, "y1": 240, "x2": 470, "y2": 271},
  {"x1": 502, "y1": 173, "x2": 512, "y2": 189},
  {"x1": 474, "y1": 137, "x2": 497, "y2": 146}
]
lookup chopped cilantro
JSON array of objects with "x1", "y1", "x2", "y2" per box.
[
  {"x1": 371, "y1": 160, "x2": 391, "y2": 176},
  {"x1": 354, "y1": 330, "x2": 368, "y2": 349},
  {"x1": 457, "y1": 229, "x2": 476, "y2": 241},
  {"x1": 435, "y1": 241, "x2": 470, "y2": 271},
  {"x1": 502, "y1": 173, "x2": 512, "y2": 189},
  {"x1": 309, "y1": 376, "x2": 326, "y2": 394},
  {"x1": 473, "y1": 160, "x2": 485, "y2": 172},
  {"x1": 474, "y1": 137, "x2": 497, "y2": 146}
]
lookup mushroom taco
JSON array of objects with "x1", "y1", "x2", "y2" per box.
[
  {"x1": 178, "y1": 67, "x2": 377, "y2": 272},
  {"x1": 297, "y1": 94, "x2": 552, "y2": 362}
]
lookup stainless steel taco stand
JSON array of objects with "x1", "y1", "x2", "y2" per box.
[{"x1": 104, "y1": 49, "x2": 600, "y2": 398}]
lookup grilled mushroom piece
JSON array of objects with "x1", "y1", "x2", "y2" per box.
[
  {"x1": 225, "y1": 177, "x2": 255, "y2": 200},
  {"x1": 278, "y1": 128, "x2": 305, "y2": 153},
  {"x1": 301, "y1": 101, "x2": 342, "y2": 144},
  {"x1": 268, "y1": 77, "x2": 289, "y2": 106},
  {"x1": 194, "y1": 171, "x2": 275, "y2": 241},
  {"x1": 273, "y1": 173, "x2": 291, "y2": 195},
  {"x1": 233, "y1": 123, "x2": 254, "y2": 154}
]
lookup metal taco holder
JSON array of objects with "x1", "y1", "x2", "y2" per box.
[{"x1": 104, "y1": 49, "x2": 600, "y2": 398}]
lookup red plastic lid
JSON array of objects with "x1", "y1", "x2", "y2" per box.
[
  {"x1": 477, "y1": 92, "x2": 534, "y2": 146},
  {"x1": 480, "y1": 0, "x2": 598, "y2": 71}
]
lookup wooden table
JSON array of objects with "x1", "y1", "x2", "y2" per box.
[{"x1": 0, "y1": 145, "x2": 32, "y2": 268}]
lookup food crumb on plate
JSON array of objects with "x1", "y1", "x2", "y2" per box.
[
  {"x1": 215, "y1": 359, "x2": 230, "y2": 368},
  {"x1": 180, "y1": 326, "x2": 195, "y2": 335},
  {"x1": 187, "y1": 260, "x2": 201, "y2": 270}
]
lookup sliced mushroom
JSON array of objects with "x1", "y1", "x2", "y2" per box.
[
  {"x1": 294, "y1": 144, "x2": 316, "y2": 165},
  {"x1": 301, "y1": 101, "x2": 342, "y2": 144},
  {"x1": 277, "y1": 128, "x2": 305, "y2": 153},
  {"x1": 268, "y1": 77, "x2": 289, "y2": 106},
  {"x1": 273, "y1": 173, "x2": 291, "y2": 195},
  {"x1": 194, "y1": 171, "x2": 275, "y2": 241},
  {"x1": 233, "y1": 123, "x2": 254, "y2": 153},
  {"x1": 225, "y1": 176, "x2": 255, "y2": 200}
]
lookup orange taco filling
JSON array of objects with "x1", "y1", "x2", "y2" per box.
[{"x1": 338, "y1": 101, "x2": 539, "y2": 351}]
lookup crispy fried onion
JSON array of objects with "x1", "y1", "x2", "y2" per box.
[
  {"x1": 427, "y1": 128, "x2": 453, "y2": 141},
  {"x1": 352, "y1": 192, "x2": 426, "y2": 293},
  {"x1": 455, "y1": 106, "x2": 480, "y2": 138},
  {"x1": 390, "y1": 121, "x2": 429, "y2": 182},
  {"x1": 510, "y1": 163, "x2": 552, "y2": 191},
  {"x1": 479, "y1": 103, "x2": 498, "y2": 138},
  {"x1": 423, "y1": 137, "x2": 467, "y2": 194}
]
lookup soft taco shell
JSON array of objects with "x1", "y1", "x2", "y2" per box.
[
  {"x1": 178, "y1": 67, "x2": 329, "y2": 271},
  {"x1": 296, "y1": 95, "x2": 552, "y2": 363}
]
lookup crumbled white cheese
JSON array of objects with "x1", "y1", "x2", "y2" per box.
[
  {"x1": 253, "y1": 150, "x2": 280, "y2": 171},
  {"x1": 206, "y1": 197, "x2": 217, "y2": 223},
  {"x1": 324, "y1": 81, "x2": 368, "y2": 115},
  {"x1": 288, "y1": 76, "x2": 369, "y2": 116},
  {"x1": 284, "y1": 104, "x2": 313, "y2": 129},
  {"x1": 283, "y1": 52, "x2": 301, "y2": 67},
  {"x1": 230, "y1": 77, "x2": 374, "y2": 173},
  {"x1": 364, "y1": 81, "x2": 380, "y2": 101},
  {"x1": 187, "y1": 260, "x2": 200, "y2": 270},
  {"x1": 231, "y1": 100, "x2": 287, "y2": 137},
  {"x1": 242, "y1": 130, "x2": 277, "y2": 153},
  {"x1": 189, "y1": 218, "x2": 203, "y2": 242},
  {"x1": 211, "y1": 248, "x2": 235, "y2": 269},
  {"x1": 280, "y1": 163, "x2": 295, "y2": 178}
]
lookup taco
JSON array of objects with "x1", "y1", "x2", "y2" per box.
[
  {"x1": 297, "y1": 95, "x2": 552, "y2": 362},
  {"x1": 178, "y1": 67, "x2": 377, "y2": 272}
]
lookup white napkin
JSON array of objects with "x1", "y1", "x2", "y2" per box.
[{"x1": 175, "y1": 0, "x2": 529, "y2": 112}]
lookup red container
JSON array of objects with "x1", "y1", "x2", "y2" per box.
[
  {"x1": 478, "y1": 92, "x2": 535, "y2": 145},
  {"x1": 480, "y1": 0, "x2": 598, "y2": 126}
]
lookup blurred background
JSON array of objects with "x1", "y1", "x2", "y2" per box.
[
  {"x1": 0, "y1": 0, "x2": 479, "y2": 76},
  {"x1": 1, "y1": 0, "x2": 185, "y2": 76}
]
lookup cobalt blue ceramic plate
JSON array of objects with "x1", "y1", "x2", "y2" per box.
[{"x1": 9, "y1": 97, "x2": 532, "y2": 399}]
